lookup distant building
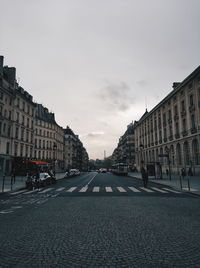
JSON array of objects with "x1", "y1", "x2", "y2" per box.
[{"x1": 112, "y1": 122, "x2": 136, "y2": 169}]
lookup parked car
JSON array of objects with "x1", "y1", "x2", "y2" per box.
[
  {"x1": 99, "y1": 168, "x2": 107, "y2": 173},
  {"x1": 65, "y1": 169, "x2": 80, "y2": 178}
]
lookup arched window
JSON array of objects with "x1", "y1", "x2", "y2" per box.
[
  {"x1": 176, "y1": 143, "x2": 182, "y2": 165},
  {"x1": 192, "y1": 139, "x2": 199, "y2": 165},
  {"x1": 183, "y1": 141, "x2": 190, "y2": 165}
]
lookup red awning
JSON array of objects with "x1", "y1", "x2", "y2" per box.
[{"x1": 28, "y1": 160, "x2": 53, "y2": 165}]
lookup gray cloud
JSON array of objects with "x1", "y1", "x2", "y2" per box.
[
  {"x1": 81, "y1": 131, "x2": 105, "y2": 139},
  {"x1": 98, "y1": 81, "x2": 135, "y2": 112}
]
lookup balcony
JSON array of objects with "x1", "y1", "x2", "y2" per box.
[
  {"x1": 189, "y1": 105, "x2": 195, "y2": 113},
  {"x1": 159, "y1": 139, "x2": 162, "y2": 144},
  {"x1": 191, "y1": 127, "x2": 197, "y2": 134},
  {"x1": 182, "y1": 130, "x2": 188, "y2": 137},
  {"x1": 175, "y1": 133, "x2": 180, "y2": 139},
  {"x1": 168, "y1": 119, "x2": 172, "y2": 124},
  {"x1": 163, "y1": 137, "x2": 167, "y2": 143},
  {"x1": 169, "y1": 135, "x2": 173, "y2": 141}
]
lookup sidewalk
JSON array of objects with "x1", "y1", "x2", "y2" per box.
[
  {"x1": 128, "y1": 172, "x2": 200, "y2": 196},
  {"x1": 0, "y1": 172, "x2": 66, "y2": 193}
]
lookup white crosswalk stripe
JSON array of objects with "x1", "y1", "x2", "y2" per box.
[
  {"x1": 162, "y1": 188, "x2": 181, "y2": 194},
  {"x1": 105, "y1": 187, "x2": 113, "y2": 192},
  {"x1": 140, "y1": 187, "x2": 154, "y2": 193},
  {"x1": 93, "y1": 187, "x2": 99, "y2": 192},
  {"x1": 66, "y1": 187, "x2": 77, "y2": 192},
  {"x1": 128, "y1": 186, "x2": 141, "y2": 192},
  {"x1": 150, "y1": 187, "x2": 167, "y2": 193},
  {"x1": 79, "y1": 187, "x2": 88, "y2": 192},
  {"x1": 38, "y1": 188, "x2": 53, "y2": 193},
  {"x1": 117, "y1": 187, "x2": 126, "y2": 192},
  {"x1": 55, "y1": 187, "x2": 65, "y2": 192},
  {"x1": 10, "y1": 189, "x2": 28, "y2": 195},
  {"x1": 23, "y1": 189, "x2": 42, "y2": 195}
]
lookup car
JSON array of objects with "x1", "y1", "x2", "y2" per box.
[
  {"x1": 65, "y1": 169, "x2": 80, "y2": 178},
  {"x1": 99, "y1": 168, "x2": 107, "y2": 173},
  {"x1": 26, "y1": 172, "x2": 54, "y2": 189}
]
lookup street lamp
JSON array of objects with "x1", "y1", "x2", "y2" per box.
[
  {"x1": 53, "y1": 143, "x2": 57, "y2": 175},
  {"x1": 140, "y1": 144, "x2": 144, "y2": 169},
  {"x1": 165, "y1": 146, "x2": 172, "y2": 181}
]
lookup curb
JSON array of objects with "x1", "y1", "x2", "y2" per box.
[{"x1": 128, "y1": 174, "x2": 200, "y2": 197}]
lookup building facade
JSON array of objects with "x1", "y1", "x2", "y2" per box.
[
  {"x1": 135, "y1": 66, "x2": 200, "y2": 175},
  {"x1": 35, "y1": 104, "x2": 64, "y2": 172}
]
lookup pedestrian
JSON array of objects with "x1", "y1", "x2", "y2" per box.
[
  {"x1": 181, "y1": 168, "x2": 186, "y2": 178},
  {"x1": 166, "y1": 169, "x2": 169, "y2": 177},
  {"x1": 141, "y1": 167, "x2": 148, "y2": 188}
]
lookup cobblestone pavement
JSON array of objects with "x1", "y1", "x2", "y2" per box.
[{"x1": 0, "y1": 172, "x2": 200, "y2": 267}]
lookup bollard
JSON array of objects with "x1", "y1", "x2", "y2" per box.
[
  {"x1": 10, "y1": 175, "x2": 13, "y2": 191},
  {"x1": 2, "y1": 174, "x2": 5, "y2": 192},
  {"x1": 179, "y1": 175, "x2": 182, "y2": 190},
  {"x1": 187, "y1": 176, "x2": 191, "y2": 191}
]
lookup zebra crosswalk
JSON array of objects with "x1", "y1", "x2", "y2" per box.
[{"x1": 10, "y1": 185, "x2": 182, "y2": 196}]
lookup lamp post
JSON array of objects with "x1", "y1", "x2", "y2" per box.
[
  {"x1": 165, "y1": 146, "x2": 172, "y2": 181},
  {"x1": 140, "y1": 144, "x2": 144, "y2": 169},
  {"x1": 53, "y1": 143, "x2": 57, "y2": 176}
]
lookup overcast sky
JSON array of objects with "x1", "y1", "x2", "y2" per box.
[{"x1": 1, "y1": 0, "x2": 200, "y2": 159}]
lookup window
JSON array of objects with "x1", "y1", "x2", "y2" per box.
[
  {"x1": 190, "y1": 94, "x2": 194, "y2": 106},
  {"x1": 25, "y1": 145, "x2": 28, "y2": 157},
  {"x1": 14, "y1": 142, "x2": 18, "y2": 156},
  {"x1": 191, "y1": 114, "x2": 196, "y2": 130},
  {"x1": 3, "y1": 123, "x2": 6, "y2": 133},
  {"x1": 8, "y1": 111, "x2": 11, "y2": 120},
  {"x1": 22, "y1": 115, "x2": 25, "y2": 125},
  {"x1": 16, "y1": 126, "x2": 19, "y2": 139},
  {"x1": 181, "y1": 100, "x2": 185, "y2": 112},
  {"x1": 0, "y1": 106, "x2": 3, "y2": 116},
  {"x1": 27, "y1": 118, "x2": 29, "y2": 128},
  {"x1": 21, "y1": 127, "x2": 24, "y2": 141},
  {"x1": 0, "y1": 91, "x2": 3, "y2": 100},
  {"x1": 0, "y1": 121, "x2": 2, "y2": 135},
  {"x1": 6, "y1": 142, "x2": 10, "y2": 154},
  {"x1": 26, "y1": 130, "x2": 29, "y2": 142},
  {"x1": 8, "y1": 126, "x2": 11, "y2": 137},
  {"x1": 22, "y1": 101, "x2": 25, "y2": 111},
  {"x1": 16, "y1": 112, "x2": 19, "y2": 123},
  {"x1": 20, "y1": 144, "x2": 24, "y2": 157}
]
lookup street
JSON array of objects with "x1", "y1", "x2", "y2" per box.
[{"x1": 0, "y1": 172, "x2": 200, "y2": 268}]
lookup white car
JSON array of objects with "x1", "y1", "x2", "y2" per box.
[{"x1": 66, "y1": 169, "x2": 80, "y2": 177}]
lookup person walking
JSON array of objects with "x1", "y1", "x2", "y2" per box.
[{"x1": 141, "y1": 167, "x2": 149, "y2": 188}]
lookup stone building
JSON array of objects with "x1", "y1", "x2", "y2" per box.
[
  {"x1": 135, "y1": 66, "x2": 200, "y2": 175},
  {"x1": 64, "y1": 126, "x2": 88, "y2": 171},
  {"x1": 0, "y1": 56, "x2": 36, "y2": 175},
  {"x1": 112, "y1": 122, "x2": 136, "y2": 169},
  {"x1": 35, "y1": 104, "x2": 64, "y2": 172}
]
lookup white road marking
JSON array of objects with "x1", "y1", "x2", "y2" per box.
[
  {"x1": 11, "y1": 206, "x2": 23, "y2": 209},
  {"x1": 162, "y1": 188, "x2": 181, "y2": 194},
  {"x1": 117, "y1": 187, "x2": 126, "y2": 192},
  {"x1": 39, "y1": 188, "x2": 53, "y2": 193},
  {"x1": 55, "y1": 187, "x2": 65, "y2": 192},
  {"x1": 10, "y1": 189, "x2": 28, "y2": 195},
  {"x1": 151, "y1": 187, "x2": 167, "y2": 193},
  {"x1": 67, "y1": 187, "x2": 77, "y2": 192},
  {"x1": 79, "y1": 187, "x2": 88, "y2": 192},
  {"x1": 140, "y1": 187, "x2": 154, "y2": 193},
  {"x1": 86, "y1": 173, "x2": 98, "y2": 186},
  {"x1": 105, "y1": 187, "x2": 113, "y2": 192},
  {"x1": 0, "y1": 209, "x2": 14, "y2": 214},
  {"x1": 128, "y1": 186, "x2": 141, "y2": 192},
  {"x1": 23, "y1": 189, "x2": 41, "y2": 195},
  {"x1": 93, "y1": 187, "x2": 99, "y2": 192}
]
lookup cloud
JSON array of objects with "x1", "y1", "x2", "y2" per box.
[
  {"x1": 81, "y1": 131, "x2": 105, "y2": 138},
  {"x1": 97, "y1": 80, "x2": 135, "y2": 112},
  {"x1": 136, "y1": 79, "x2": 148, "y2": 87}
]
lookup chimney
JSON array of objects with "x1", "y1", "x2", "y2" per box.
[
  {"x1": 3, "y1": 66, "x2": 16, "y2": 85},
  {"x1": 172, "y1": 82, "x2": 180, "y2": 89},
  {"x1": 0, "y1": 56, "x2": 4, "y2": 76}
]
